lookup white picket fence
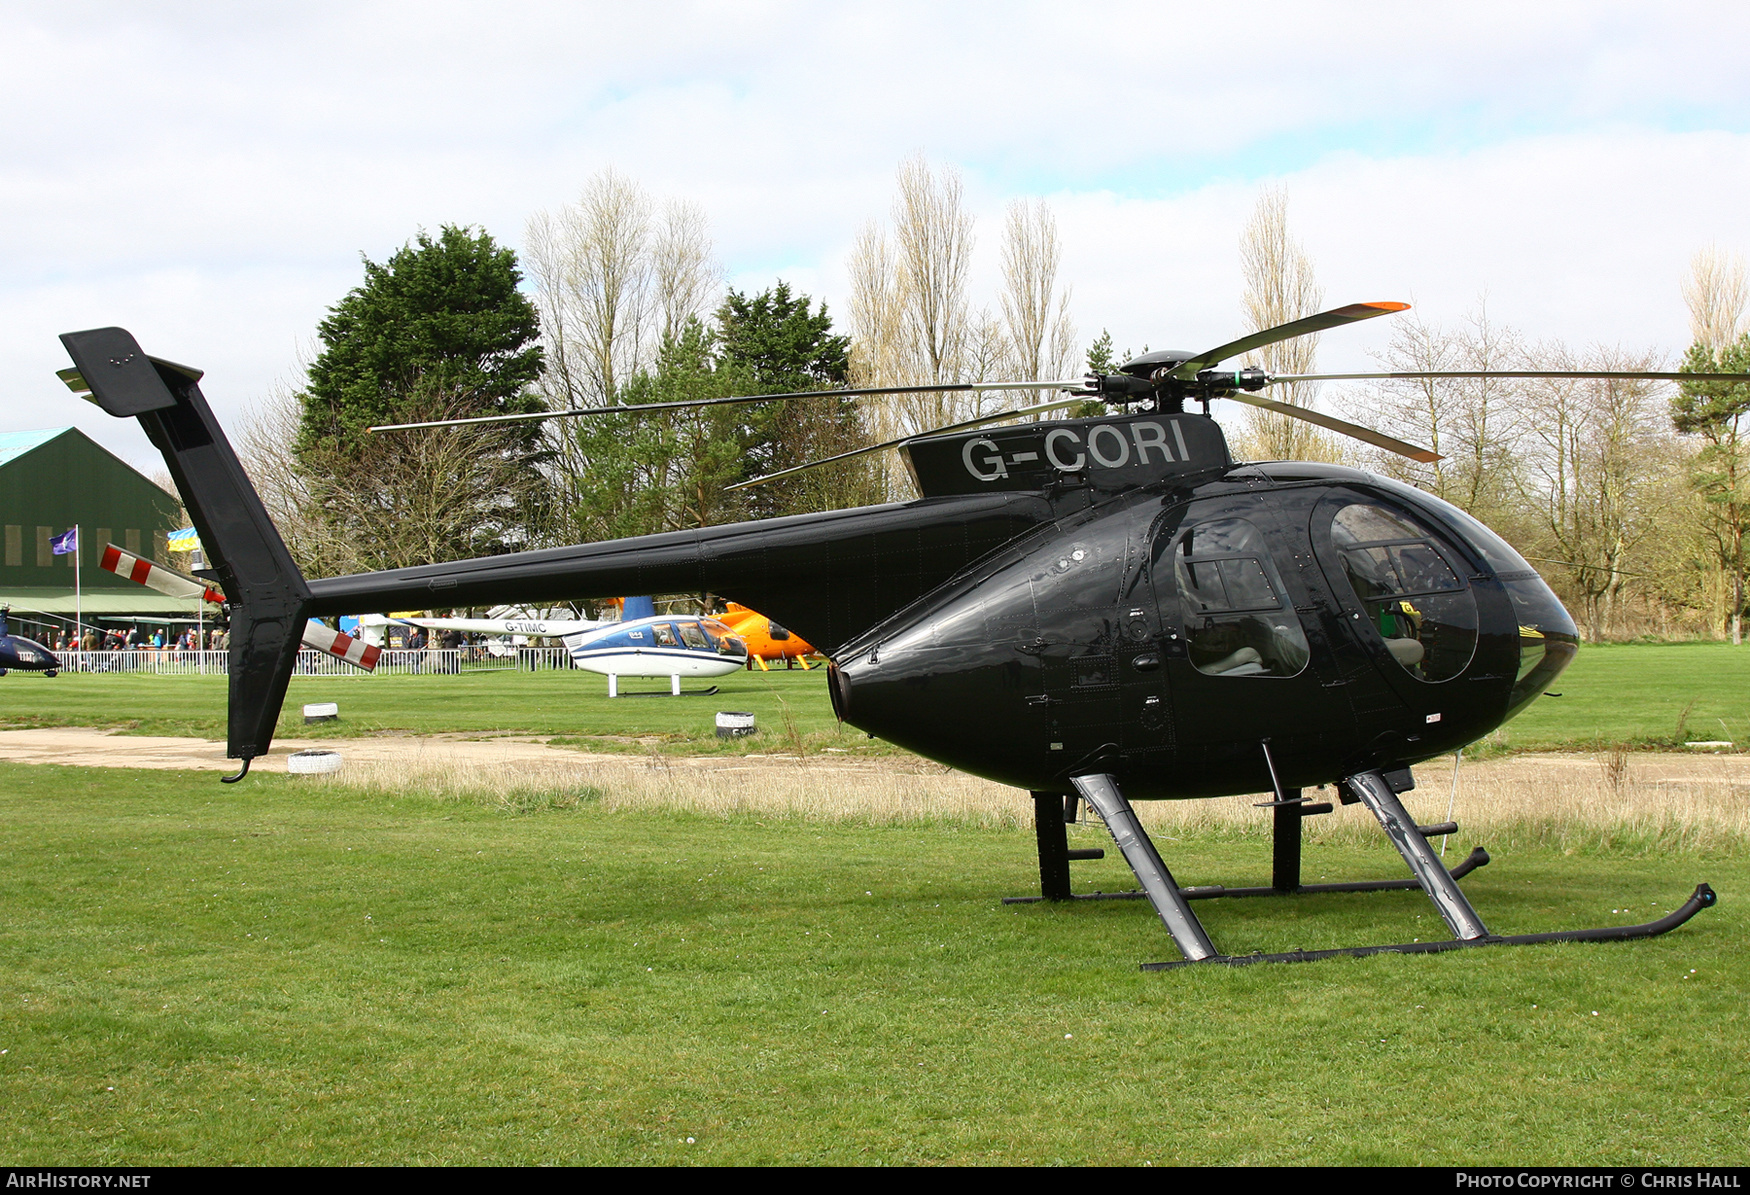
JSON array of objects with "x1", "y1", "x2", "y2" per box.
[{"x1": 50, "y1": 647, "x2": 575, "y2": 677}]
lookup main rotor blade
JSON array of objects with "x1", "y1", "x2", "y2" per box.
[
  {"x1": 725, "y1": 396, "x2": 1091, "y2": 491},
  {"x1": 1271, "y1": 370, "x2": 1750, "y2": 383},
  {"x1": 1167, "y1": 301, "x2": 1410, "y2": 381},
  {"x1": 1222, "y1": 392, "x2": 1442, "y2": 463},
  {"x1": 367, "y1": 378, "x2": 1088, "y2": 433}
]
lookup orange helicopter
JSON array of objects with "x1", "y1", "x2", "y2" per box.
[{"x1": 715, "y1": 602, "x2": 817, "y2": 670}]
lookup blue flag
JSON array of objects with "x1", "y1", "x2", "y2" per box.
[{"x1": 49, "y1": 528, "x2": 77, "y2": 556}]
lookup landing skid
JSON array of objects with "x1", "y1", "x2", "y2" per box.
[
  {"x1": 1010, "y1": 771, "x2": 1715, "y2": 969},
  {"x1": 1141, "y1": 885, "x2": 1718, "y2": 970},
  {"x1": 613, "y1": 685, "x2": 721, "y2": 698}
]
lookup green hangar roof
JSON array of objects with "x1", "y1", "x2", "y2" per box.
[{"x1": 0, "y1": 427, "x2": 191, "y2": 617}]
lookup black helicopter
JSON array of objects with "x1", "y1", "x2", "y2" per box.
[
  {"x1": 56, "y1": 304, "x2": 1740, "y2": 968},
  {"x1": 0, "y1": 607, "x2": 61, "y2": 677}
]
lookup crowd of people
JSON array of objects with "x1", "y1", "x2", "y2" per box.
[
  {"x1": 43, "y1": 625, "x2": 229, "y2": 653},
  {"x1": 35, "y1": 622, "x2": 562, "y2": 673}
]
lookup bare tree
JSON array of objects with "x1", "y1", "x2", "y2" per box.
[
  {"x1": 526, "y1": 171, "x2": 726, "y2": 544},
  {"x1": 844, "y1": 162, "x2": 1084, "y2": 495},
  {"x1": 525, "y1": 169, "x2": 654, "y2": 409},
  {"x1": 1356, "y1": 303, "x2": 1528, "y2": 528},
  {"x1": 846, "y1": 221, "x2": 909, "y2": 388},
  {"x1": 893, "y1": 156, "x2": 974, "y2": 395},
  {"x1": 652, "y1": 198, "x2": 720, "y2": 345},
  {"x1": 239, "y1": 374, "x2": 555, "y2": 578},
  {"x1": 1000, "y1": 198, "x2": 1076, "y2": 417},
  {"x1": 1683, "y1": 246, "x2": 1748, "y2": 353},
  {"x1": 1237, "y1": 188, "x2": 1340, "y2": 461},
  {"x1": 238, "y1": 381, "x2": 355, "y2": 578},
  {"x1": 1356, "y1": 314, "x2": 1458, "y2": 490},
  {"x1": 1447, "y1": 306, "x2": 1527, "y2": 520},
  {"x1": 962, "y1": 308, "x2": 1013, "y2": 419},
  {"x1": 1522, "y1": 347, "x2": 1671, "y2": 640},
  {"x1": 522, "y1": 212, "x2": 581, "y2": 412},
  {"x1": 843, "y1": 161, "x2": 978, "y2": 486},
  {"x1": 844, "y1": 219, "x2": 911, "y2": 482}
]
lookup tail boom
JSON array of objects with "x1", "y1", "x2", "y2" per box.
[{"x1": 63, "y1": 326, "x2": 1054, "y2": 769}]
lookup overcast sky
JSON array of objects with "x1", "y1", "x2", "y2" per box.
[{"x1": 5, "y1": 2, "x2": 1748, "y2": 471}]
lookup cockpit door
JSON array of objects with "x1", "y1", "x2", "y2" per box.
[
  {"x1": 1308, "y1": 489, "x2": 1482, "y2": 741},
  {"x1": 1150, "y1": 492, "x2": 1352, "y2": 784}
]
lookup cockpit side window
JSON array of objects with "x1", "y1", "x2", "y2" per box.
[
  {"x1": 1173, "y1": 517, "x2": 1310, "y2": 678},
  {"x1": 700, "y1": 619, "x2": 747, "y2": 657},
  {"x1": 677, "y1": 622, "x2": 709, "y2": 650},
  {"x1": 1330, "y1": 503, "x2": 1477, "y2": 682},
  {"x1": 652, "y1": 623, "x2": 679, "y2": 647}
]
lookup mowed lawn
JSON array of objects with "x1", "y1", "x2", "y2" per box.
[
  {"x1": 0, "y1": 664, "x2": 860, "y2": 756},
  {"x1": 0, "y1": 762, "x2": 1744, "y2": 1166},
  {"x1": 2, "y1": 641, "x2": 1748, "y2": 755},
  {"x1": 1501, "y1": 642, "x2": 1750, "y2": 752}
]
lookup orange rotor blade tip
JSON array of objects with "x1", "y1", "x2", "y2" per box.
[{"x1": 1365, "y1": 302, "x2": 1411, "y2": 313}]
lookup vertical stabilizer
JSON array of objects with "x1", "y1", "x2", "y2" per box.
[{"x1": 59, "y1": 328, "x2": 311, "y2": 764}]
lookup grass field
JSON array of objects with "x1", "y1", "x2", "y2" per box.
[
  {"x1": 0, "y1": 761, "x2": 1744, "y2": 1166},
  {"x1": 1, "y1": 644, "x2": 1746, "y2": 1163},
  {"x1": 2, "y1": 641, "x2": 1748, "y2": 756},
  {"x1": 1495, "y1": 642, "x2": 1750, "y2": 754},
  {"x1": 0, "y1": 664, "x2": 868, "y2": 756}
]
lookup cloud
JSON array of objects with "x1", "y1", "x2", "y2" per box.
[{"x1": 4, "y1": 3, "x2": 1747, "y2": 468}]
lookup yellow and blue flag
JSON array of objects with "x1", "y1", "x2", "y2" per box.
[{"x1": 166, "y1": 527, "x2": 200, "y2": 552}]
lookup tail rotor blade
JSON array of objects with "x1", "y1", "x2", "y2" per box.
[
  {"x1": 99, "y1": 543, "x2": 226, "y2": 604},
  {"x1": 300, "y1": 621, "x2": 381, "y2": 671}
]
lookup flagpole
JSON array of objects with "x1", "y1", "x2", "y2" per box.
[
  {"x1": 73, "y1": 523, "x2": 81, "y2": 648},
  {"x1": 195, "y1": 548, "x2": 205, "y2": 673}
]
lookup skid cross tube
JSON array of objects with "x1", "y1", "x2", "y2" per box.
[
  {"x1": 1003, "y1": 768, "x2": 1479, "y2": 905},
  {"x1": 1001, "y1": 845, "x2": 1491, "y2": 906}
]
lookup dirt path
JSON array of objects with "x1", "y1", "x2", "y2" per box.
[
  {"x1": 0, "y1": 727, "x2": 909, "y2": 777},
  {"x1": 2, "y1": 726, "x2": 1746, "y2": 788}
]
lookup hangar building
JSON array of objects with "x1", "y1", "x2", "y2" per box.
[{"x1": 0, "y1": 427, "x2": 190, "y2": 638}]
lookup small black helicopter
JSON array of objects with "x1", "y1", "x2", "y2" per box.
[
  {"x1": 0, "y1": 607, "x2": 61, "y2": 677},
  {"x1": 56, "y1": 304, "x2": 1744, "y2": 968}
]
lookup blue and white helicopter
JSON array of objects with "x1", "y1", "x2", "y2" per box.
[
  {"x1": 358, "y1": 597, "x2": 749, "y2": 696},
  {"x1": 0, "y1": 607, "x2": 60, "y2": 677}
]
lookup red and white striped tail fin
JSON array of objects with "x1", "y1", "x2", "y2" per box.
[
  {"x1": 99, "y1": 543, "x2": 226, "y2": 605},
  {"x1": 300, "y1": 620, "x2": 381, "y2": 672}
]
